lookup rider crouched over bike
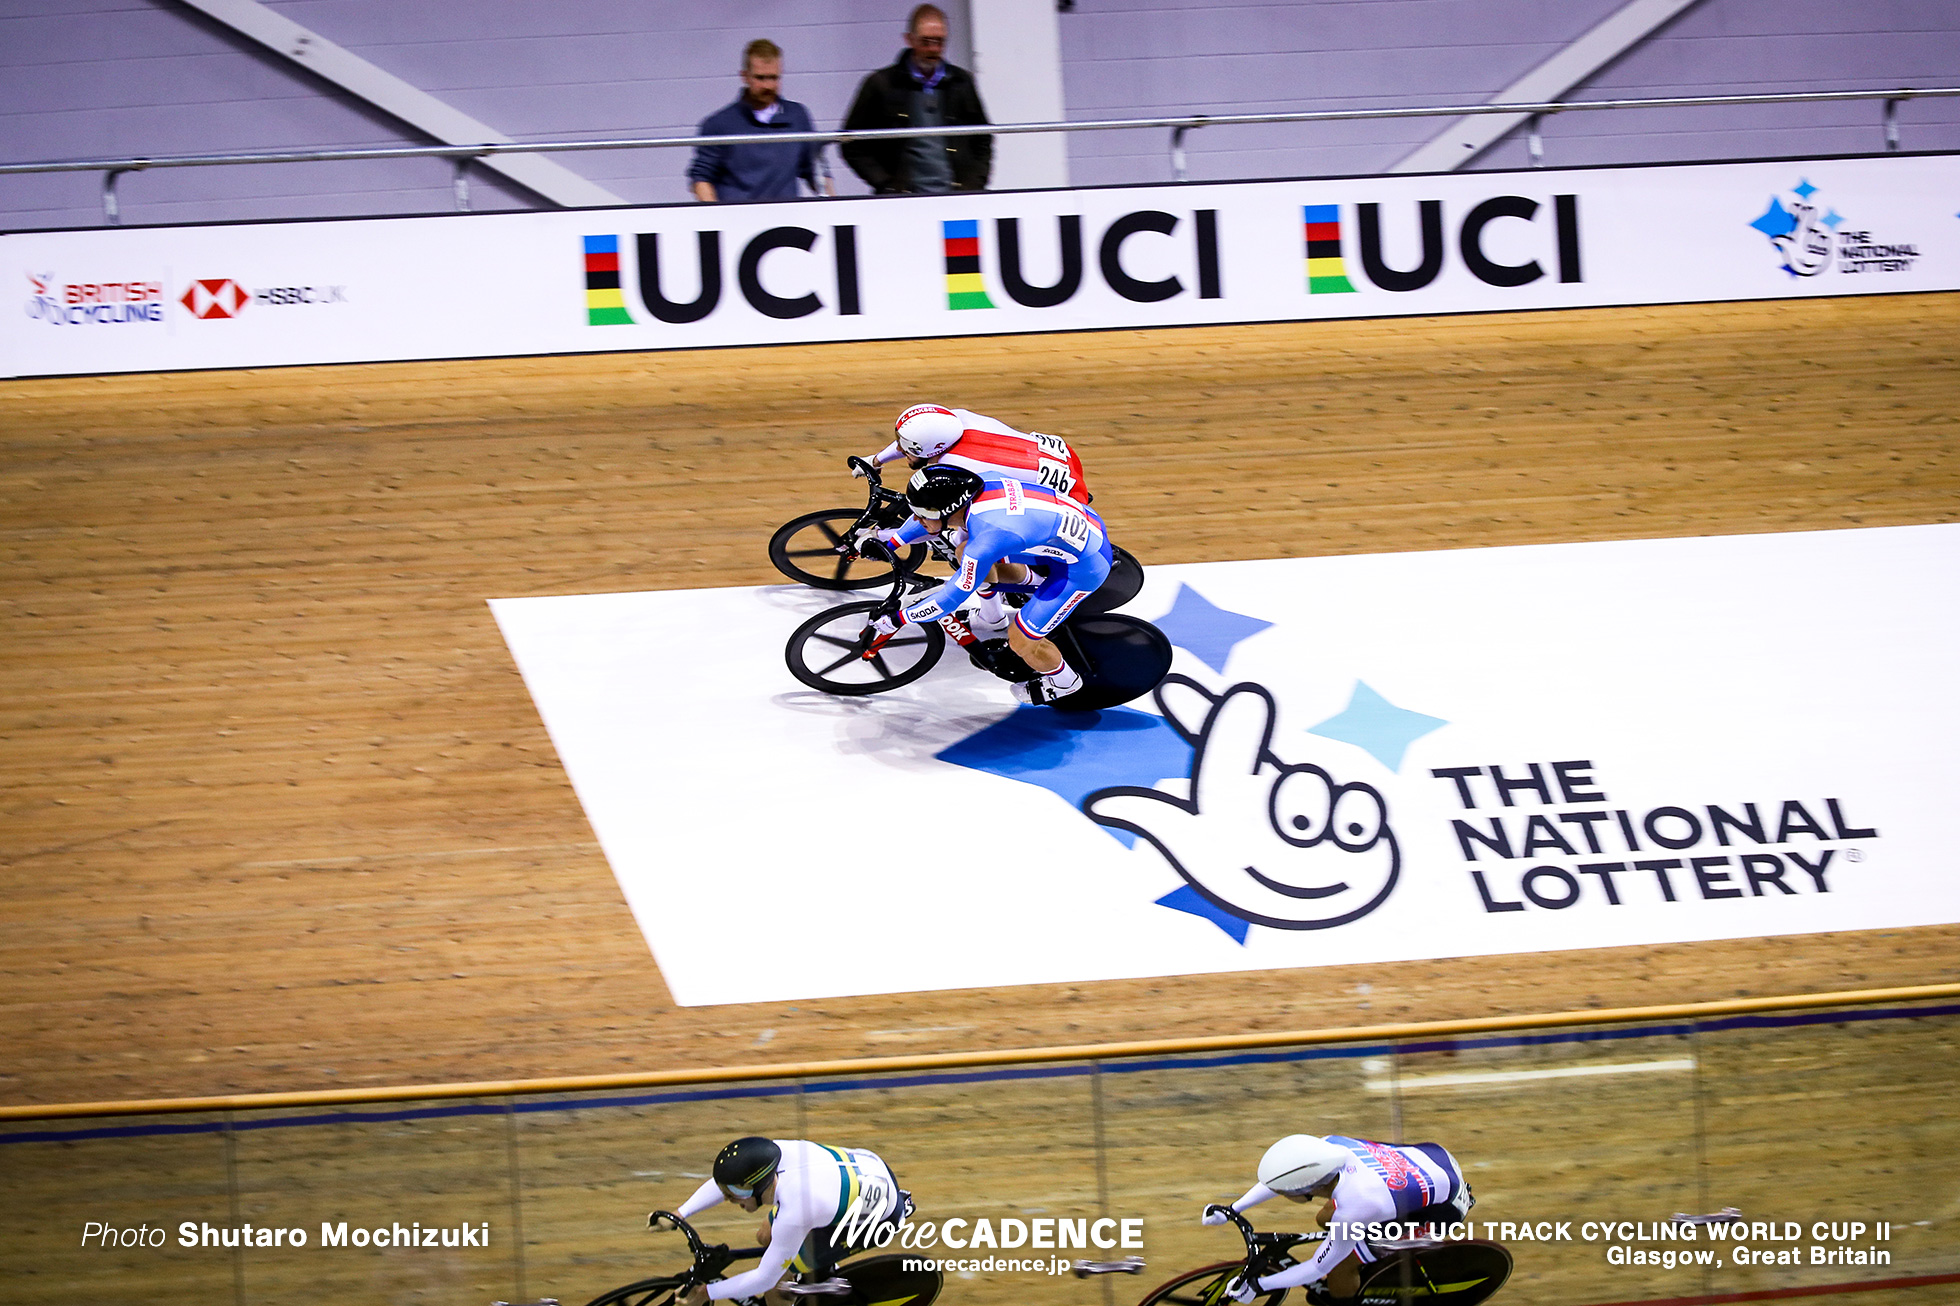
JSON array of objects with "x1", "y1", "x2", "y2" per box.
[
  {"x1": 1205, "y1": 1134, "x2": 1475, "y2": 1301},
  {"x1": 673, "y1": 1136, "x2": 912, "y2": 1305},
  {"x1": 853, "y1": 403, "x2": 1091, "y2": 641},
  {"x1": 862, "y1": 465, "x2": 1113, "y2": 706}
]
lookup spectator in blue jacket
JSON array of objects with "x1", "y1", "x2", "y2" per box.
[{"x1": 689, "y1": 39, "x2": 832, "y2": 203}]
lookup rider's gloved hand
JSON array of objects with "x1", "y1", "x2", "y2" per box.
[
  {"x1": 1225, "y1": 1271, "x2": 1261, "y2": 1302},
  {"x1": 848, "y1": 455, "x2": 877, "y2": 479},
  {"x1": 863, "y1": 611, "x2": 902, "y2": 656},
  {"x1": 855, "y1": 533, "x2": 895, "y2": 564},
  {"x1": 1201, "y1": 1204, "x2": 1232, "y2": 1226}
]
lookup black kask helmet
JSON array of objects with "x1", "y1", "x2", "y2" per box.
[{"x1": 905, "y1": 464, "x2": 984, "y2": 519}]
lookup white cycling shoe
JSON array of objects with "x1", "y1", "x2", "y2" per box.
[{"x1": 1013, "y1": 663, "x2": 1083, "y2": 705}]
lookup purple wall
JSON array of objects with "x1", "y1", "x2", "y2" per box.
[
  {"x1": 1060, "y1": 0, "x2": 1960, "y2": 183},
  {"x1": 2, "y1": 0, "x2": 1956, "y2": 230}
]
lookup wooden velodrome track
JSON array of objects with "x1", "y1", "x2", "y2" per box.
[
  {"x1": 4, "y1": 292, "x2": 1960, "y2": 1109},
  {"x1": 2, "y1": 294, "x2": 1959, "y2": 1306}
]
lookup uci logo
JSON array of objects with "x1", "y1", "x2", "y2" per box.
[{"x1": 1087, "y1": 677, "x2": 1400, "y2": 931}]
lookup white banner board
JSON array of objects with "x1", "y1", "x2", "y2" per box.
[
  {"x1": 7, "y1": 152, "x2": 1956, "y2": 377},
  {"x1": 490, "y1": 524, "x2": 1960, "y2": 1007}
]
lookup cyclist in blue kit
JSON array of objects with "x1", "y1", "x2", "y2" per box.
[{"x1": 861, "y1": 465, "x2": 1112, "y2": 705}]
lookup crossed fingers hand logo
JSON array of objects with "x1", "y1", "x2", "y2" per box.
[{"x1": 1086, "y1": 677, "x2": 1400, "y2": 931}]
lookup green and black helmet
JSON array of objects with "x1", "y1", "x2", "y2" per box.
[{"x1": 713, "y1": 1136, "x2": 782, "y2": 1199}]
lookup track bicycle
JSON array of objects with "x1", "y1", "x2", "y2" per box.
[
  {"x1": 1135, "y1": 1206, "x2": 1510, "y2": 1306},
  {"x1": 577, "y1": 1210, "x2": 943, "y2": 1306},
  {"x1": 766, "y1": 458, "x2": 1144, "y2": 614},
  {"x1": 783, "y1": 561, "x2": 1172, "y2": 710}
]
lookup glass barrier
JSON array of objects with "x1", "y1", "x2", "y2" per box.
[{"x1": 2, "y1": 1003, "x2": 1954, "y2": 1306}]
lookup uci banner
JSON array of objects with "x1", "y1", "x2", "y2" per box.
[{"x1": 5, "y1": 150, "x2": 1957, "y2": 377}]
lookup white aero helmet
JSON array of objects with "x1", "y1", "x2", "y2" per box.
[
  {"x1": 1258, "y1": 1135, "x2": 1351, "y2": 1195},
  {"x1": 894, "y1": 404, "x2": 965, "y2": 459}
]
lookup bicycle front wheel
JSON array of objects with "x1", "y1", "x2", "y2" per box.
[
  {"x1": 769, "y1": 509, "x2": 925, "y2": 590},
  {"x1": 582, "y1": 1274, "x2": 686, "y2": 1306},
  {"x1": 785, "y1": 601, "x2": 946, "y2": 696},
  {"x1": 1137, "y1": 1262, "x2": 1289, "y2": 1306}
]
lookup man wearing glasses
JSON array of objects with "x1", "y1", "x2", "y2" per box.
[
  {"x1": 841, "y1": 5, "x2": 993, "y2": 194},
  {"x1": 673, "y1": 1137, "x2": 913, "y2": 1304}
]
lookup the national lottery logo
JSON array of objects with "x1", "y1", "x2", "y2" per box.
[
  {"x1": 1748, "y1": 178, "x2": 1837, "y2": 276},
  {"x1": 939, "y1": 584, "x2": 1436, "y2": 942},
  {"x1": 1747, "y1": 177, "x2": 1921, "y2": 279},
  {"x1": 1086, "y1": 677, "x2": 1402, "y2": 931},
  {"x1": 938, "y1": 581, "x2": 1884, "y2": 945}
]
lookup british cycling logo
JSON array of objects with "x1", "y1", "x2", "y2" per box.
[
  {"x1": 1747, "y1": 177, "x2": 1920, "y2": 278},
  {"x1": 25, "y1": 271, "x2": 166, "y2": 326}
]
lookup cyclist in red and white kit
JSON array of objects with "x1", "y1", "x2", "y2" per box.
[
  {"x1": 856, "y1": 403, "x2": 1090, "y2": 503},
  {"x1": 851, "y1": 404, "x2": 1092, "y2": 639}
]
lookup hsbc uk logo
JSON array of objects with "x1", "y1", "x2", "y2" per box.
[
  {"x1": 181, "y1": 279, "x2": 249, "y2": 319},
  {"x1": 180, "y1": 278, "x2": 348, "y2": 320}
]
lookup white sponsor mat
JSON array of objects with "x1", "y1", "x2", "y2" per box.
[{"x1": 490, "y1": 524, "x2": 1960, "y2": 1006}]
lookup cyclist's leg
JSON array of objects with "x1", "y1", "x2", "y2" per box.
[{"x1": 1007, "y1": 547, "x2": 1110, "y2": 676}]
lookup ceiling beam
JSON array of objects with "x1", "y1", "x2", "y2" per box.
[
  {"x1": 176, "y1": 0, "x2": 623, "y2": 207},
  {"x1": 1389, "y1": 0, "x2": 1708, "y2": 174}
]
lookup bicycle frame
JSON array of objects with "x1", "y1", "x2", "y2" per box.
[
  {"x1": 1201, "y1": 1204, "x2": 1327, "y2": 1296},
  {"x1": 646, "y1": 1210, "x2": 764, "y2": 1293}
]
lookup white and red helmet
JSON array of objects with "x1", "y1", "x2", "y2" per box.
[{"x1": 894, "y1": 404, "x2": 965, "y2": 459}]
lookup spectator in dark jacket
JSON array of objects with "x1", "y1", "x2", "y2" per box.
[
  {"x1": 841, "y1": 5, "x2": 991, "y2": 194},
  {"x1": 689, "y1": 39, "x2": 832, "y2": 202}
]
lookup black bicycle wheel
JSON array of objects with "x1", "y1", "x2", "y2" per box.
[
  {"x1": 1136, "y1": 1261, "x2": 1289, "y2": 1306},
  {"x1": 582, "y1": 1275, "x2": 684, "y2": 1306},
  {"x1": 1355, "y1": 1241, "x2": 1511, "y2": 1305},
  {"x1": 1078, "y1": 545, "x2": 1145, "y2": 616},
  {"x1": 769, "y1": 509, "x2": 926, "y2": 591},
  {"x1": 839, "y1": 1253, "x2": 944, "y2": 1306},
  {"x1": 1048, "y1": 614, "x2": 1174, "y2": 711},
  {"x1": 786, "y1": 601, "x2": 946, "y2": 696}
]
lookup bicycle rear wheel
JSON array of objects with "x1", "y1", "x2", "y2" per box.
[
  {"x1": 839, "y1": 1253, "x2": 943, "y2": 1306},
  {"x1": 1136, "y1": 1262, "x2": 1289, "y2": 1306},
  {"x1": 769, "y1": 509, "x2": 926, "y2": 591},
  {"x1": 1355, "y1": 1241, "x2": 1511, "y2": 1305},
  {"x1": 1077, "y1": 545, "x2": 1145, "y2": 616},
  {"x1": 581, "y1": 1275, "x2": 685, "y2": 1306},
  {"x1": 1047, "y1": 614, "x2": 1174, "y2": 712}
]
